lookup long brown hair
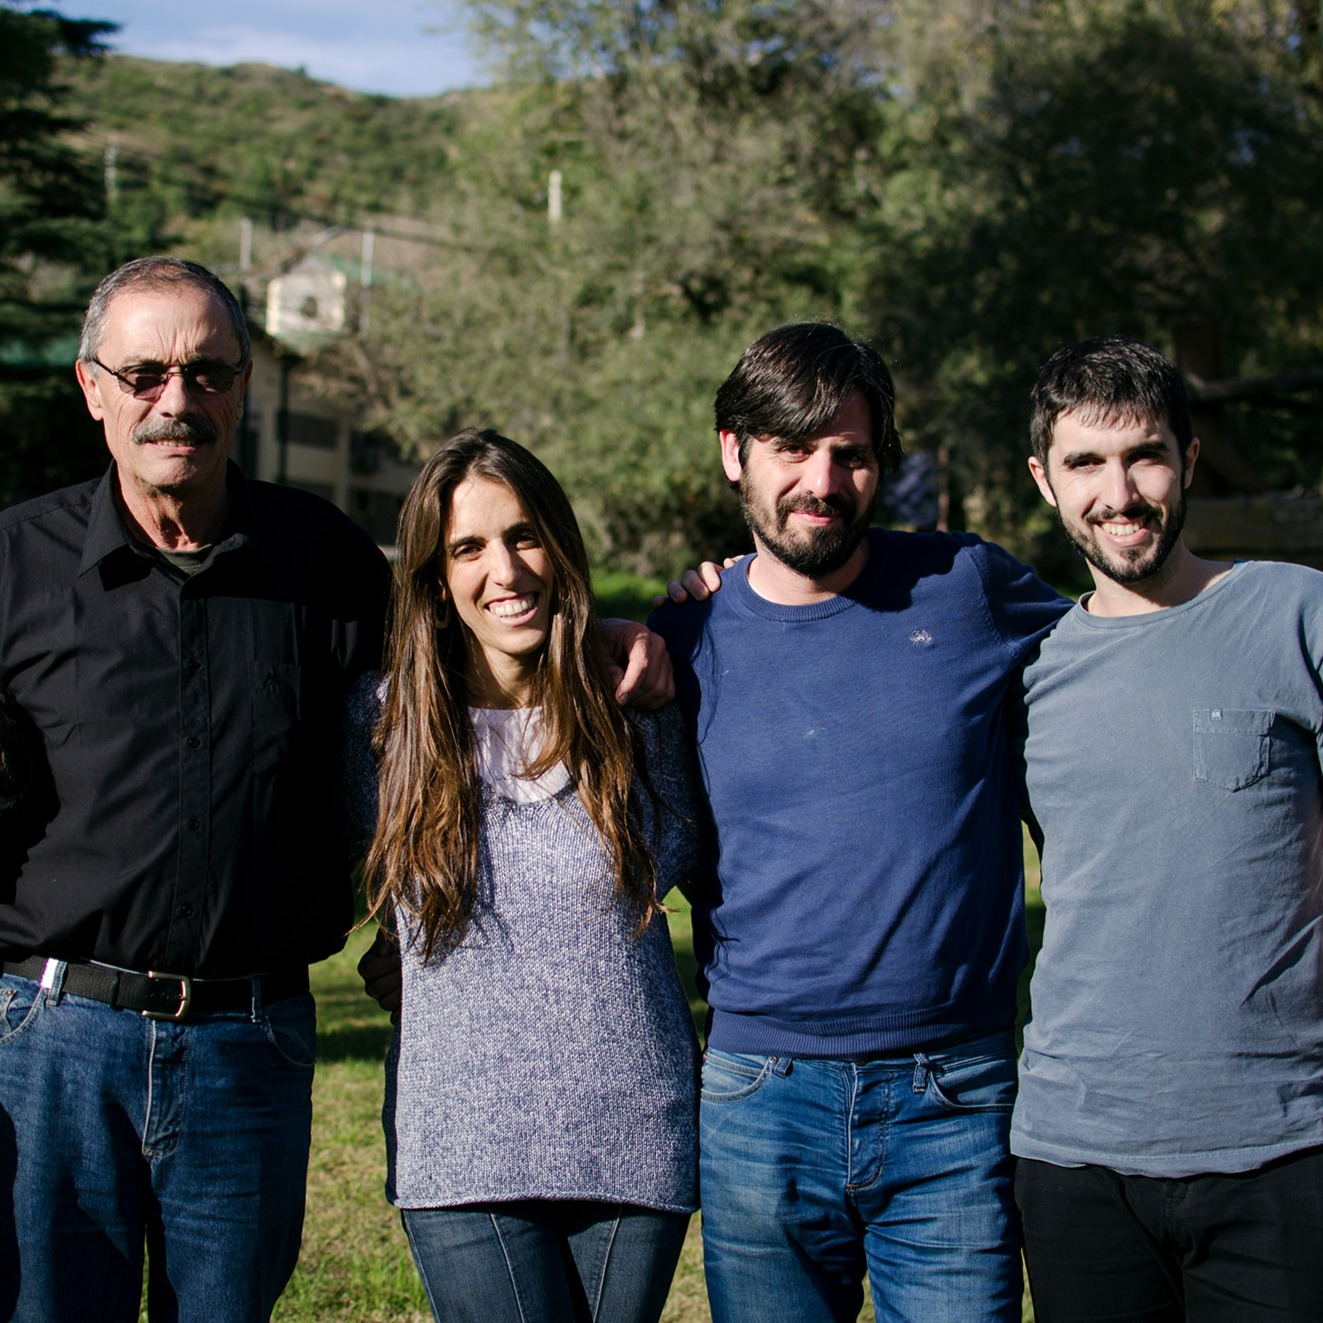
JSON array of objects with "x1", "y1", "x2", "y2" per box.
[{"x1": 363, "y1": 428, "x2": 662, "y2": 959}]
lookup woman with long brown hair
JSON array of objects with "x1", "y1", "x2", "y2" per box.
[{"x1": 350, "y1": 428, "x2": 700, "y2": 1323}]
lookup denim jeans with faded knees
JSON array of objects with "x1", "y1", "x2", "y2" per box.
[
  {"x1": 0, "y1": 970, "x2": 315, "y2": 1323},
  {"x1": 699, "y1": 1030, "x2": 1021, "y2": 1323},
  {"x1": 402, "y1": 1199, "x2": 692, "y2": 1323}
]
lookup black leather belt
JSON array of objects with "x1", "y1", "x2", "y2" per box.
[{"x1": 2, "y1": 956, "x2": 308, "y2": 1022}]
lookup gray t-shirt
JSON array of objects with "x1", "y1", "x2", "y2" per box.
[{"x1": 1014, "y1": 560, "x2": 1323, "y2": 1177}]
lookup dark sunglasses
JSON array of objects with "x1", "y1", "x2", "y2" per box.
[{"x1": 91, "y1": 357, "x2": 245, "y2": 400}]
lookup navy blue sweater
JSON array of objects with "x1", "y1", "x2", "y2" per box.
[{"x1": 651, "y1": 529, "x2": 1067, "y2": 1058}]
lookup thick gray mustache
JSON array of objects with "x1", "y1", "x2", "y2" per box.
[{"x1": 134, "y1": 419, "x2": 218, "y2": 445}]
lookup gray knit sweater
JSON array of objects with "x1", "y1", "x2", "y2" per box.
[{"x1": 347, "y1": 682, "x2": 701, "y2": 1214}]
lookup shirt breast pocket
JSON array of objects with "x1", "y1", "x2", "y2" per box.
[
  {"x1": 1193, "y1": 708, "x2": 1273, "y2": 791},
  {"x1": 250, "y1": 660, "x2": 303, "y2": 772}
]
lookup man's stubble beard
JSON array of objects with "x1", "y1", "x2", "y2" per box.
[{"x1": 1057, "y1": 484, "x2": 1187, "y2": 587}]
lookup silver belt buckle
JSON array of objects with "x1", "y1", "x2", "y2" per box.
[{"x1": 142, "y1": 970, "x2": 192, "y2": 1021}]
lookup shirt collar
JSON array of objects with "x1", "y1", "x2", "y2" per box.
[{"x1": 78, "y1": 462, "x2": 258, "y2": 577}]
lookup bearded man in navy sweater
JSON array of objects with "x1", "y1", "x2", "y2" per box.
[{"x1": 651, "y1": 322, "x2": 1066, "y2": 1322}]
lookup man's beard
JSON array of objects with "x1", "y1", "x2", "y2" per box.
[
  {"x1": 739, "y1": 478, "x2": 875, "y2": 579},
  {"x1": 1059, "y1": 485, "x2": 1187, "y2": 586}
]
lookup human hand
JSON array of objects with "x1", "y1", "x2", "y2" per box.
[
  {"x1": 653, "y1": 557, "x2": 738, "y2": 607},
  {"x1": 357, "y1": 932, "x2": 402, "y2": 1022},
  {"x1": 600, "y1": 619, "x2": 674, "y2": 709}
]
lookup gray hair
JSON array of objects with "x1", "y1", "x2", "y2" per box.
[{"x1": 78, "y1": 256, "x2": 251, "y2": 367}]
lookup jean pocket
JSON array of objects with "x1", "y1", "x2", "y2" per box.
[
  {"x1": 261, "y1": 992, "x2": 317, "y2": 1069},
  {"x1": 924, "y1": 1048, "x2": 1017, "y2": 1115},
  {"x1": 0, "y1": 980, "x2": 44, "y2": 1045},
  {"x1": 1193, "y1": 708, "x2": 1273, "y2": 791},
  {"x1": 700, "y1": 1049, "x2": 775, "y2": 1103}
]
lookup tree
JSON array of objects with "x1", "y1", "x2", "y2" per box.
[
  {"x1": 865, "y1": 0, "x2": 1323, "y2": 577},
  {"x1": 0, "y1": 2, "x2": 116, "y2": 505},
  {"x1": 343, "y1": 0, "x2": 890, "y2": 571}
]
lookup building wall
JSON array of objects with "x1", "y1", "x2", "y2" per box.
[{"x1": 242, "y1": 338, "x2": 418, "y2": 546}]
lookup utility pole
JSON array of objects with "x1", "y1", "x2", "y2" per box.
[
  {"x1": 103, "y1": 133, "x2": 118, "y2": 208},
  {"x1": 548, "y1": 169, "x2": 563, "y2": 225},
  {"x1": 360, "y1": 229, "x2": 375, "y2": 331}
]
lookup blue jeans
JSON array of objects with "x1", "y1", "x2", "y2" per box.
[
  {"x1": 402, "y1": 1199, "x2": 691, "y2": 1323},
  {"x1": 0, "y1": 969, "x2": 315, "y2": 1323},
  {"x1": 699, "y1": 1031, "x2": 1021, "y2": 1323}
]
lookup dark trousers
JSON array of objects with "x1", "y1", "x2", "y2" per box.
[{"x1": 1016, "y1": 1149, "x2": 1323, "y2": 1322}]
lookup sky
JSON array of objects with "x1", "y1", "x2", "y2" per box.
[{"x1": 44, "y1": 0, "x2": 487, "y2": 98}]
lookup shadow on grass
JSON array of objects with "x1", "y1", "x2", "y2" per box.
[
  {"x1": 312, "y1": 951, "x2": 396, "y2": 1064},
  {"x1": 319, "y1": 1020, "x2": 394, "y2": 1064}
]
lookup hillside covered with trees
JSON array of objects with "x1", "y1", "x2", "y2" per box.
[{"x1": 5, "y1": 0, "x2": 1323, "y2": 579}]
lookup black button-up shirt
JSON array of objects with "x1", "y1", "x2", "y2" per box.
[{"x1": 0, "y1": 465, "x2": 390, "y2": 977}]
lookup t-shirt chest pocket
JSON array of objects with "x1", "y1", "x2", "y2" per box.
[{"x1": 1192, "y1": 708, "x2": 1273, "y2": 791}]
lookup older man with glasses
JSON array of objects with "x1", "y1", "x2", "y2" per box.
[{"x1": 0, "y1": 257, "x2": 392, "y2": 1323}]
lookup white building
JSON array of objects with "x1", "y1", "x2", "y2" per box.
[{"x1": 237, "y1": 257, "x2": 420, "y2": 547}]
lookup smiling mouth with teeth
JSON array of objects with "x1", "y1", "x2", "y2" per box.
[{"x1": 488, "y1": 595, "x2": 538, "y2": 618}]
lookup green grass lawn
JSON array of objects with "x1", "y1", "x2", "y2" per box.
[
  {"x1": 592, "y1": 569, "x2": 669, "y2": 623},
  {"x1": 276, "y1": 843, "x2": 1046, "y2": 1322}
]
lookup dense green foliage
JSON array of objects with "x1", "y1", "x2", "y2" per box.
[
  {"x1": 871, "y1": 0, "x2": 1323, "y2": 579},
  {"x1": 388, "y1": 0, "x2": 1323, "y2": 577},
  {"x1": 0, "y1": 1, "x2": 115, "y2": 504},
  {"x1": 6, "y1": 0, "x2": 1321, "y2": 574},
  {"x1": 62, "y1": 56, "x2": 464, "y2": 244},
  {"x1": 347, "y1": 0, "x2": 893, "y2": 570}
]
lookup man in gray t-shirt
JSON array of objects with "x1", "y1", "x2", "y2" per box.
[{"x1": 1015, "y1": 336, "x2": 1323, "y2": 1323}]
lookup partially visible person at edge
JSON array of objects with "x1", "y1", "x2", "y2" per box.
[
  {"x1": 649, "y1": 322, "x2": 1068, "y2": 1322},
  {"x1": 1014, "y1": 336, "x2": 1323, "y2": 1322},
  {"x1": 0, "y1": 257, "x2": 670, "y2": 1323},
  {"x1": 345, "y1": 429, "x2": 703, "y2": 1323}
]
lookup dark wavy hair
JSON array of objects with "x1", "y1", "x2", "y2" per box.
[
  {"x1": 1030, "y1": 336, "x2": 1192, "y2": 465},
  {"x1": 363, "y1": 428, "x2": 662, "y2": 959},
  {"x1": 714, "y1": 321, "x2": 903, "y2": 475}
]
